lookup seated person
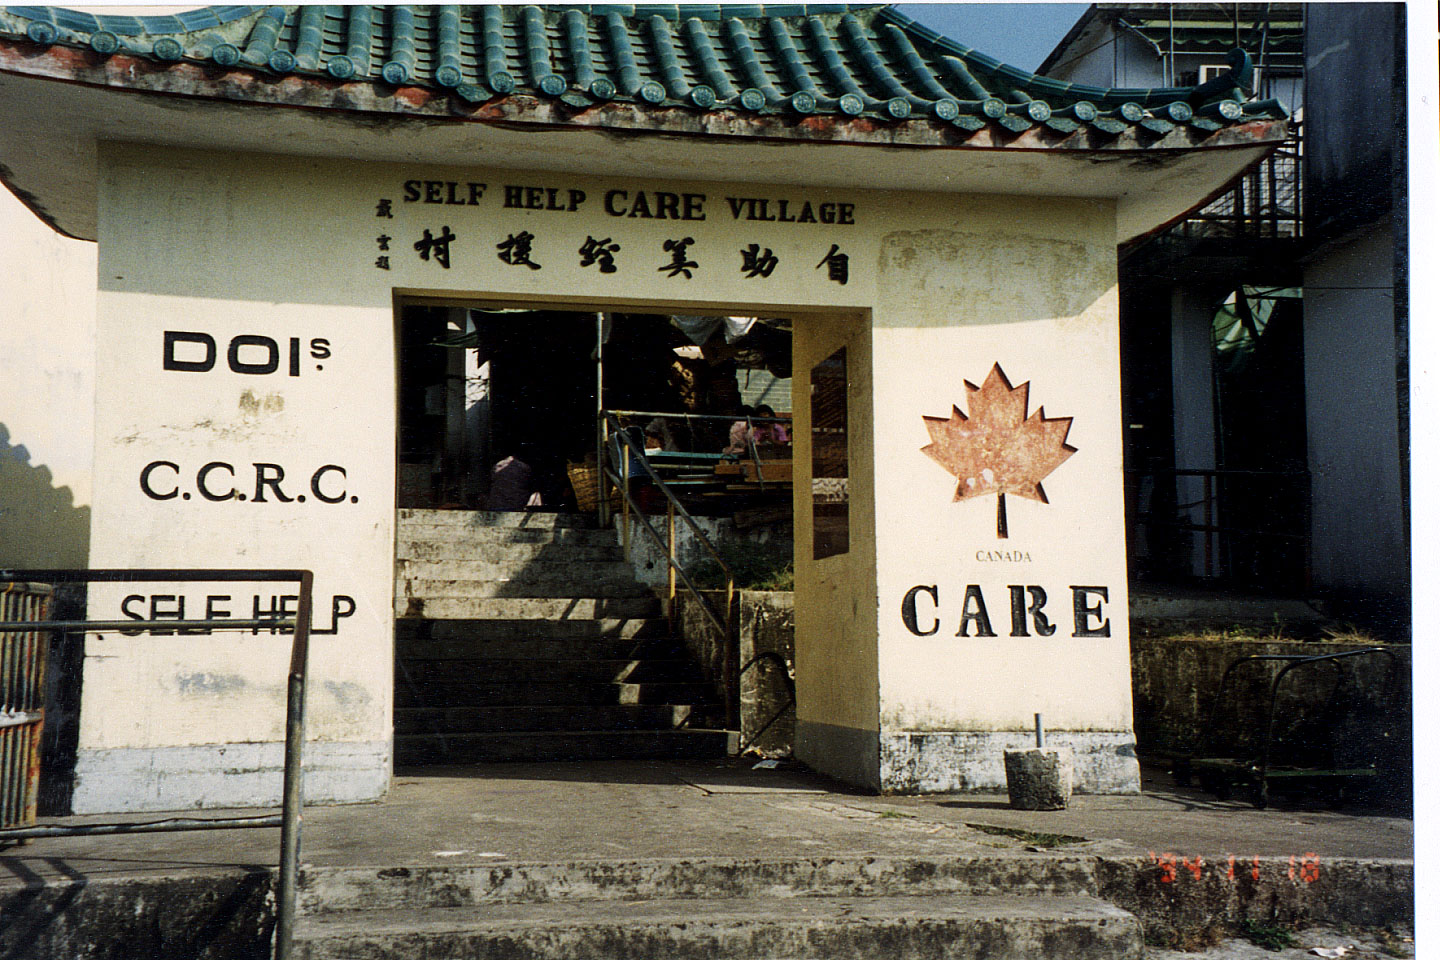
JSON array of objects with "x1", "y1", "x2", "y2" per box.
[
  {"x1": 486, "y1": 454, "x2": 541, "y2": 510},
  {"x1": 723, "y1": 405, "x2": 755, "y2": 456},
  {"x1": 644, "y1": 417, "x2": 678, "y2": 452},
  {"x1": 751, "y1": 404, "x2": 790, "y2": 445}
]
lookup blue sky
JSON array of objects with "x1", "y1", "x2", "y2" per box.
[{"x1": 893, "y1": 3, "x2": 1090, "y2": 73}]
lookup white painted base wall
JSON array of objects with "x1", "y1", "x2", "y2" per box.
[
  {"x1": 879, "y1": 731, "x2": 1140, "y2": 794},
  {"x1": 71, "y1": 740, "x2": 390, "y2": 813}
]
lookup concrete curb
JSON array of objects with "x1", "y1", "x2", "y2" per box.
[
  {"x1": 0, "y1": 869, "x2": 274, "y2": 960},
  {"x1": 0, "y1": 855, "x2": 1413, "y2": 959}
]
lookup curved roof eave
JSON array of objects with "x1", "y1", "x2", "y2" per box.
[
  {"x1": 0, "y1": 4, "x2": 1290, "y2": 245},
  {"x1": 0, "y1": 3, "x2": 1288, "y2": 140}
]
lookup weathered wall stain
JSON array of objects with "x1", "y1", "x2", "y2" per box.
[
  {"x1": 877, "y1": 229, "x2": 1106, "y2": 323},
  {"x1": 323, "y1": 680, "x2": 371, "y2": 710},
  {"x1": 238, "y1": 389, "x2": 285, "y2": 417},
  {"x1": 173, "y1": 672, "x2": 249, "y2": 696}
]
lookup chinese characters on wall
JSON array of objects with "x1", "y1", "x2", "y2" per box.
[{"x1": 370, "y1": 178, "x2": 857, "y2": 285}]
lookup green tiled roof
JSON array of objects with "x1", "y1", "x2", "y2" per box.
[{"x1": 0, "y1": 4, "x2": 1287, "y2": 135}]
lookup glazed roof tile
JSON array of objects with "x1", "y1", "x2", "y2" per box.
[{"x1": 0, "y1": 4, "x2": 1287, "y2": 136}]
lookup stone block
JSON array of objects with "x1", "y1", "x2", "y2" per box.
[{"x1": 1003, "y1": 747, "x2": 1074, "y2": 810}]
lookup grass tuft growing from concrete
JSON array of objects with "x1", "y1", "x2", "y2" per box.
[
  {"x1": 1136, "y1": 620, "x2": 1379, "y2": 645},
  {"x1": 690, "y1": 541, "x2": 794, "y2": 591},
  {"x1": 964, "y1": 823, "x2": 1087, "y2": 847},
  {"x1": 1239, "y1": 918, "x2": 1298, "y2": 951}
]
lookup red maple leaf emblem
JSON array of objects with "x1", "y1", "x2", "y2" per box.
[{"x1": 920, "y1": 363, "x2": 1077, "y2": 538}]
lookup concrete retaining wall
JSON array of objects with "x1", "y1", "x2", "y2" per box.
[
  {"x1": 676, "y1": 593, "x2": 1411, "y2": 795},
  {"x1": 0, "y1": 870, "x2": 273, "y2": 960},
  {"x1": 1130, "y1": 636, "x2": 1411, "y2": 799},
  {"x1": 614, "y1": 515, "x2": 792, "y2": 592},
  {"x1": 675, "y1": 591, "x2": 795, "y2": 754}
]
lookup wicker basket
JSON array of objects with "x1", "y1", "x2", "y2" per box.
[{"x1": 567, "y1": 462, "x2": 619, "y2": 513}]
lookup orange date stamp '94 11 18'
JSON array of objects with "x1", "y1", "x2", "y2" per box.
[{"x1": 1148, "y1": 851, "x2": 1322, "y2": 884}]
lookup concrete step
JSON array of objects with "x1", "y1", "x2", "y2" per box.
[
  {"x1": 394, "y1": 728, "x2": 735, "y2": 765},
  {"x1": 395, "y1": 681, "x2": 717, "y2": 708},
  {"x1": 398, "y1": 658, "x2": 701, "y2": 685},
  {"x1": 293, "y1": 894, "x2": 1142, "y2": 960},
  {"x1": 396, "y1": 596, "x2": 662, "y2": 621},
  {"x1": 299, "y1": 857, "x2": 1102, "y2": 915},
  {"x1": 398, "y1": 618, "x2": 671, "y2": 641},
  {"x1": 397, "y1": 541, "x2": 622, "y2": 562},
  {"x1": 395, "y1": 558, "x2": 637, "y2": 581},
  {"x1": 398, "y1": 527, "x2": 621, "y2": 547},
  {"x1": 397, "y1": 510, "x2": 595, "y2": 529},
  {"x1": 396, "y1": 578, "x2": 652, "y2": 600},
  {"x1": 394, "y1": 704, "x2": 695, "y2": 735}
]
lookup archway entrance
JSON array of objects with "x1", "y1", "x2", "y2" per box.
[{"x1": 392, "y1": 300, "x2": 796, "y2": 765}]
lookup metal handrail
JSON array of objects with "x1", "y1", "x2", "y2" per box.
[
  {"x1": 0, "y1": 568, "x2": 313, "y2": 960},
  {"x1": 607, "y1": 408, "x2": 790, "y2": 425},
  {"x1": 602, "y1": 415, "x2": 739, "y2": 728},
  {"x1": 605, "y1": 415, "x2": 736, "y2": 581},
  {"x1": 1187, "y1": 647, "x2": 1399, "y2": 807},
  {"x1": 1127, "y1": 465, "x2": 1312, "y2": 584},
  {"x1": 601, "y1": 464, "x2": 731, "y2": 641}
]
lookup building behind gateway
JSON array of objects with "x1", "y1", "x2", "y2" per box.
[{"x1": 0, "y1": 4, "x2": 1289, "y2": 812}]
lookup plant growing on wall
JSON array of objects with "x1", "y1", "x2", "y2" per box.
[{"x1": 920, "y1": 363, "x2": 1077, "y2": 538}]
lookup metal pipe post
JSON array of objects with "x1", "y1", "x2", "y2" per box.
[
  {"x1": 621, "y1": 455, "x2": 631, "y2": 561},
  {"x1": 725, "y1": 577, "x2": 737, "y2": 730},
  {"x1": 666, "y1": 502, "x2": 677, "y2": 622},
  {"x1": 273, "y1": 570, "x2": 314, "y2": 960},
  {"x1": 595, "y1": 312, "x2": 607, "y2": 526}
]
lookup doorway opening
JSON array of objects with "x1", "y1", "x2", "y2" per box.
[
  {"x1": 391, "y1": 300, "x2": 799, "y2": 766},
  {"x1": 394, "y1": 302, "x2": 795, "y2": 519}
]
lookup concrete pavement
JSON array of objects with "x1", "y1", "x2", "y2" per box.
[
  {"x1": 0, "y1": 759, "x2": 1414, "y2": 959},
  {"x1": 0, "y1": 759, "x2": 1412, "y2": 877}
]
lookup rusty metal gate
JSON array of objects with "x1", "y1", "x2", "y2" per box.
[
  {"x1": 0, "y1": 568, "x2": 313, "y2": 960},
  {"x1": 1, "y1": 580, "x2": 50, "y2": 828}
]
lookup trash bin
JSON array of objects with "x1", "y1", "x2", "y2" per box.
[{"x1": 1, "y1": 581, "x2": 50, "y2": 829}]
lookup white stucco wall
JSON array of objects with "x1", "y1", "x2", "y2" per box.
[
  {"x1": 866, "y1": 198, "x2": 1138, "y2": 793},
  {"x1": 0, "y1": 185, "x2": 96, "y2": 568},
  {"x1": 73, "y1": 142, "x2": 1138, "y2": 810}
]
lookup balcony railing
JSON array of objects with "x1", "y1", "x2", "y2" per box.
[
  {"x1": 1127, "y1": 467, "x2": 1311, "y2": 593},
  {"x1": 1173, "y1": 120, "x2": 1303, "y2": 241}
]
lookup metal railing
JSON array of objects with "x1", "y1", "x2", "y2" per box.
[
  {"x1": 1183, "y1": 647, "x2": 1400, "y2": 808},
  {"x1": 604, "y1": 408, "x2": 792, "y2": 490},
  {"x1": 0, "y1": 568, "x2": 313, "y2": 960},
  {"x1": 1127, "y1": 467, "x2": 1310, "y2": 590},
  {"x1": 601, "y1": 414, "x2": 740, "y2": 729},
  {"x1": 2, "y1": 581, "x2": 50, "y2": 829},
  {"x1": 1174, "y1": 121, "x2": 1303, "y2": 240}
]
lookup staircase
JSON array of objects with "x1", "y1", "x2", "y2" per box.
[
  {"x1": 294, "y1": 857, "x2": 1145, "y2": 959},
  {"x1": 393, "y1": 509, "x2": 731, "y2": 764}
]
